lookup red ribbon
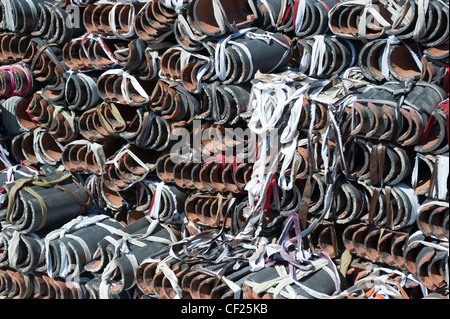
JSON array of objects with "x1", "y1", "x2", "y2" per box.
[
  {"x1": 418, "y1": 99, "x2": 449, "y2": 146},
  {"x1": 282, "y1": 2, "x2": 292, "y2": 25},
  {"x1": 136, "y1": 182, "x2": 141, "y2": 207},
  {"x1": 297, "y1": 178, "x2": 305, "y2": 191},
  {"x1": 0, "y1": 63, "x2": 31, "y2": 98},
  {"x1": 444, "y1": 63, "x2": 449, "y2": 94},
  {"x1": 293, "y1": 0, "x2": 299, "y2": 31},
  {"x1": 264, "y1": 173, "x2": 278, "y2": 210},
  {"x1": 254, "y1": 136, "x2": 260, "y2": 163},
  {"x1": 317, "y1": 0, "x2": 331, "y2": 11},
  {"x1": 26, "y1": 100, "x2": 38, "y2": 128},
  {"x1": 147, "y1": 191, "x2": 156, "y2": 216},
  {"x1": 204, "y1": 154, "x2": 240, "y2": 173}
]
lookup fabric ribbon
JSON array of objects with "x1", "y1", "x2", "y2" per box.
[
  {"x1": 121, "y1": 72, "x2": 150, "y2": 105},
  {"x1": 65, "y1": 70, "x2": 100, "y2": 110},
  {"x1": 25, "y1": 99, "x2": 39, "y2": 128},
  {"x1": 147, "y1": 182, "x2": 164, "y2": 219},
  {"x1": 66, "y1": 140, "x2": 107, "y2": 173},
  {"x1": 215, "y1": 27, "x2": 257, "y2": 81},
  {"x1": 357, "y1": 0, "x2": 392, "y2": 40},
  {"x1": 431, "y1": 155, "x2": 449, "y2": 200},
  {"x1": 246, "y1": 30, "x2": 292, "y2": 74},
  {"x1": 44, "y1": 214, "x2": 110, "y2": 278},
  {"x1": 293, "y1": 0, "x2": 307, "y2": 34},
  {"x1": 0, "y1": 141, "x2": 13, "y2": 170},
  {"x1": 74, "y1": 33, "x2": 121, "y2": 70},
  {"x1": 309, "y1": 35, "x2": 326, "y2": 77},
  {"x1": 278, "y1": 84, "x2": 309, "y2": 190},
  {"x1": 381, "y1": 35, "x2": 422, "y2": 80},
  {"x1": 259, "y1": 0, "x2": 278, "y2": 28},
  {"x1": 263, "y1": 173, "x2": 278, "y2": 210},
  {"x1": 105, "y1": 144, "x2": 150, "y2": 189},
  {"x1": 155, "y1": 257, "x2": 183, "y2": 299},
  {"x1": 255, "y1": 212, "x2": 342, "y2": 298},
  {"x1": 7, "y1": 231, "x2": 41, "y2": 269},
  {"x1": 413, "y1": 0, "x2": 429, "y2": 40},
  {"x1": 109, "y1": 2, "x2": 136, "y2": 40},
  {"x1": 160, "y1": 0, "x2": 186, "y2": 12}
]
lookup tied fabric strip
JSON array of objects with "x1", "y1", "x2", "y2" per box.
[
  {"x1": 109, "y1": 145, "x2": 149, "y2": 175},
  {"x1": 278, "y1": 84, "x2": 309, "y2": 190},
  {"x1": 293, "y1": 0, "x2": 307, "y2": 34},
  {"x1": 381, "y1": 35, "x2": 423, "y2": 80},
  {"x1": 215, "y1": 28, "x2": 257, "y2": 81},
  {"x1": 260, "y1": 0, "x2": 278, "y2": 28},
  {"x1": 309, "y1": 35, "x2": 326, "y2": 77},
  {"x1": 357, "y1": 0, "x2": 392, "y2": 40},
  {"x1": 25, "y1": 100, "x2": 38, "y2": 128},
  {"x1": 245, "y1": 30, "x2": 292, "y2": 74},
  {"x1": 255, "y1": 212, "x2": 342, "y2": 298},
  {"x1": 242, "y1": 75, "x2": 311, "y2": 241},
  {"x1": 109, "y1": 2, "x2": 136, "y2": 40},
  {"x1": 65, "y1": 71, "x2": 100, "y2": 110},
  {"x1": 215, "y1": 28, "x2": 291, "y2": 82},
  {"x1": 73, "y1": 33, "x2": 121, "y2": 70},
  {"x1": 413, "y1": 0, "x2": 429, "y2": 40},
  {"x1": 147, "y1": 182, "x2": 165, "y2": 219},
  {"x1": 0, "y1": 143, "x2": 13, "y2": 171},
  {"x1": 160, "y1": 0, "x2": 186, "y2": 12},
  {"x1": 44, "y1": 214, "x2": 110, "y2": 278}
]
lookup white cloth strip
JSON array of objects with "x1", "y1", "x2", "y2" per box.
[
  {"x1": 215, "y1": 28, "x2": 257, "y2": 81},
  {"x1": 435, "y1": 155, "x2": 449, "y2": 200},
  {"x1": 309, "y1": 35, "x2": 326, "y2": 77},
  {"x1": 294, "y1": 0, "x2": 307, "y2": 34},
  {"x1": 109, "y1": 2, "x2": 136, "y2": 40}
]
